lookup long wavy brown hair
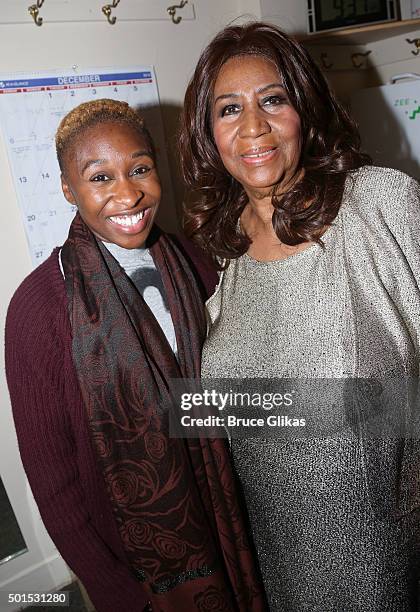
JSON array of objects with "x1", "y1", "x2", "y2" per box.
[{"x1": 178, "y1": 22, "x2": 371, "y2": 265}]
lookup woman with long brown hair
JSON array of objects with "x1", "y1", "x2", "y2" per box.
[{"x1": 179, "y1": 22, "x2": 420, "y2": 611}]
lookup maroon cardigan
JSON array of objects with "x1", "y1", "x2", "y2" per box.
[{"x1": 5, "y1": 241, "x2": 217, "y2": 612}]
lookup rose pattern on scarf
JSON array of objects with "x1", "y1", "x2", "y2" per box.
[
  {"x1": 194, "y1": 585, "x2": 231, "y2": 612},
  {"x1": 152, "y1": 529, "x2": 188, "y2": 561},
  {"x1": 107, "y1": 468, "x2": 139, "y2": 507},
  {"x1": 144, "y1": 431, "x2": 167, "y2": 462},
  {"x1": 82, "y1": 352, "x2": 110, "y2": 386},
  {"x1": 135, "y1": 460, "x2": 161, "y2": 506},
  {"x1": 120, "y1": 519, "x2": 154, "y2": 551},
  {"x1": 92, "y1": 431, "x2": 112, "y2": 458}
]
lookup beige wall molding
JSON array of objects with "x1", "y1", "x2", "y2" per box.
[{"x1": 3, "y1": 0, "x2": 195, "y2": 25}]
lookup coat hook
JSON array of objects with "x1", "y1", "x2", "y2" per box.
[
  {"x1": 167, "y1": 1, "x2": 188, "y2": 25},
  {"x1": 351, "y1": 50, "x2": 372, "y2": 69},
  {"x1": 28, "y1": 0, "x2": 45, "y2": 26},
  {"x1": 320, "y1": 53, "x2": 333, "y2": 70},
  {"x1": 406, "y1": 38, "x2": 420, "y2": 56},
  {"x1": 102, "y1": 0, "x2": 120, "y2": 25}
]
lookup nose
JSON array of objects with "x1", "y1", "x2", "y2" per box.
[
  {"x1": 114, "y1": 177, "x2": 144, "y2": 208},
  {"x1": 238, "y1": 106, "x2": 271, "y2": 139}
]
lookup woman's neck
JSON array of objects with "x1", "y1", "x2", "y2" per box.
[{"x1": 240, "y1": 197, "x2": 312, "y2": 263}]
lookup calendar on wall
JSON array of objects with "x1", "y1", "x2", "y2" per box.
[{"x1": 0, "y1": 66, "x2": 173, "y2": 266}]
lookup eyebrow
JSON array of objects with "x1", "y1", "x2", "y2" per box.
[
  {"x1": 81, "y1": 150, "x2": 152, "y2": 174},
  {"x1": 259, "y1": 82, "x2": 284, "y2": 94},
  {"x1": 214, "y1": 82, "x2": 284, "y2": 104},
  {"x1": 81, "y1": 158, "x2": 106, "y2": 174},
  {"x1": 131, "y1": 149, "x2": 152, "y2": 159}
]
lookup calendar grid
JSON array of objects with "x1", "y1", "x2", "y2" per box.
[{"x1": 0, "y1": 67, "x2": 172, "y2": 266}]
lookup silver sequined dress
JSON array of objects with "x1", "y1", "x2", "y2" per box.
[{"x1": 201, "y1": 167, "x2": 420, "y2": 612}]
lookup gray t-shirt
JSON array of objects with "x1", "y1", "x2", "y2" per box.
[{"x1": 104, "y1": 242, "x2": 177, "y2": 355}]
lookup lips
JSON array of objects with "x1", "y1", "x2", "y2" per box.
[
  {"x1": 109, "y1": 209, "x2": 145, "y2": 226},
  {"x1": 107, "y1": 207, "x2": 152, "y2": 233},
  {"x1": 240, "y1": 146, "x2": 278, "y2": 165}
]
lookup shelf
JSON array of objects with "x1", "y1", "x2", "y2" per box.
[{"x1": 300, "y1": 18, "x2": 420, "y2": 46}]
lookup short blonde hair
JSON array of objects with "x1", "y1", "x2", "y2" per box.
[{"x1": 55, "y1": 98, "x2": 154, "y2": 171}]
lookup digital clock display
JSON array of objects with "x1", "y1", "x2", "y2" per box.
[
  {"x1": 320, "y1": 1, "x2": 382, "y2": 21},
  {"x1": 308, "y1": 0, "x2": 397, "y2": 33}
]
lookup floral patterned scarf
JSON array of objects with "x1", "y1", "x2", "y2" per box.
[{"x1": 61, "y1": 213, "x2": 266, "y2": 611}]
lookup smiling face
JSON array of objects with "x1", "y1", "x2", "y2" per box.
[
  {"x1": 212, "y1": 54, "x2": 302, "y2": 202},
  {"x1": 61, "y1": 121, "x2": 161, "y2": 249}
]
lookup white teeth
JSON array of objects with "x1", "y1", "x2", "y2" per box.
[
  {"x1": 109, "y1": 210, "x2": 145, "y2": 226},
  {"x1": 244, "y1": 149, "x2": 275, "y2": 158}
]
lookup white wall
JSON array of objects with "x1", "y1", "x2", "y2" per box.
[
  {"x1": 259, "y1": 0, "x2": 307, "y2": 34},
  {"x1": 236, "y1": 0, "x2": 262, "y2": 19},
  {"x1": 0, "y1": 0, "x2": 259, "y2": 598}
]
